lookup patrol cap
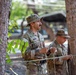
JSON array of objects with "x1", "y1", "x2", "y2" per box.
[
  {"x1": 26, "y1": 14, "x2": 40, "y2": 26},
  {"x1": 56, "y1": 29, "x2": 70, "y2": 39}
]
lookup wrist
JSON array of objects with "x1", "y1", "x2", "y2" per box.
[{"x1": 47, "y1": 49, "x2": 51, "y2": 56}]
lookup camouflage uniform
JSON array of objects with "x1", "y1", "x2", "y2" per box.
[
  {"x1": 22, "y1": 29, "x2": 48, "y2": 75},
  {"x1": 47, "y1": 40, "x2": 69, "y2": 75}
]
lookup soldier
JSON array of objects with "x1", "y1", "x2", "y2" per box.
[
  {"x1": 47, "y1": 29, "x2": 73, "y2": 75},
  {"x1": 22, "y1": 14, "x2": 55, "y2": 75}
]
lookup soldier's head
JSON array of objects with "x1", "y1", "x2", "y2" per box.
[
  {"x1": 56, "y1": 29, "x2": 70, "y2": 44},
  {"x1": 26, "y1": 14, "x2": 42, "y2": 31}
]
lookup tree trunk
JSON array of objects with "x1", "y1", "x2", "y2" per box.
[
  {"x1": 0, "y1": 0, "x2": 11, "y2": 74},
  {"x1": 65, "y1": 0, "x2": 76, "y2": 75}
]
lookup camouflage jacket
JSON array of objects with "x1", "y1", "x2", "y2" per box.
[
  {"x1": 22, "y1": 29, "x2": 46, "y2": 59},
  {"x1": 47, "y1": 40, "x2": 69, "y2": 75}
]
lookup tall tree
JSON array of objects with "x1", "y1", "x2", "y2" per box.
[
  {"x1": 65, "y1": 0, "x2": 76, "y2": 75},
  {"x1": 0, "y1": 0, "x2": 11, "y2": 74}
]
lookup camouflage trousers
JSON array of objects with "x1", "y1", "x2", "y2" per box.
[
  {"x1": 26, "y1": 61, "x2": 48, "y2": 75},
  {"x1": 47, "y1": 60, "x2": 69, "y2": 75}
]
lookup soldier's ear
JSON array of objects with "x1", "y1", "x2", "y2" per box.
[{"x1": 30, "y1": 23, "x2": 35, "y2": 27}]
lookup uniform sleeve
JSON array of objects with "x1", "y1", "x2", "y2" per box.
[
  {"x1": 47, "y1": 42, "x2": 63, "y2": 65},
  {"x1": 22, "y1": 32, "x2": 29, "y2": 42},
  {"x1": 47, "y1": 42, "x2": 54, "y2": 56},
  {"x1": 54, "y1": 56, "x2": 63, "y2": 65},
  {"x1": 54, "y1": 50, "x2": 63, "y2": 65}
]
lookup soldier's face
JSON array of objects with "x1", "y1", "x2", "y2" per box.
[
  {"x1": 60, "y1": 36, "x2": 67, "y2": 44},
  {"x1": 34, "y1": 20, "x2": 42, "y2": 31}
]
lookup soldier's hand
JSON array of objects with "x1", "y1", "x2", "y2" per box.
[
  {"x1": 62, "y1": 55, "x2": 73, "y2": 60},
  {"x1": 39, "y1": 47, "x2": 48, "y2": 54},
  {"x1": 49, "y1": 47, "x2": 57, "y2": 53}
]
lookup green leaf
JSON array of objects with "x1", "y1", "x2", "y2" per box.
[{"x1": 6, "y1": 54, "x2": 12, "y2": 64}]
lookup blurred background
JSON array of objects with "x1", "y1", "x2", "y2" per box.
[{"x1": 7, "y1": 0, "x2": 67, "y2": 58}]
